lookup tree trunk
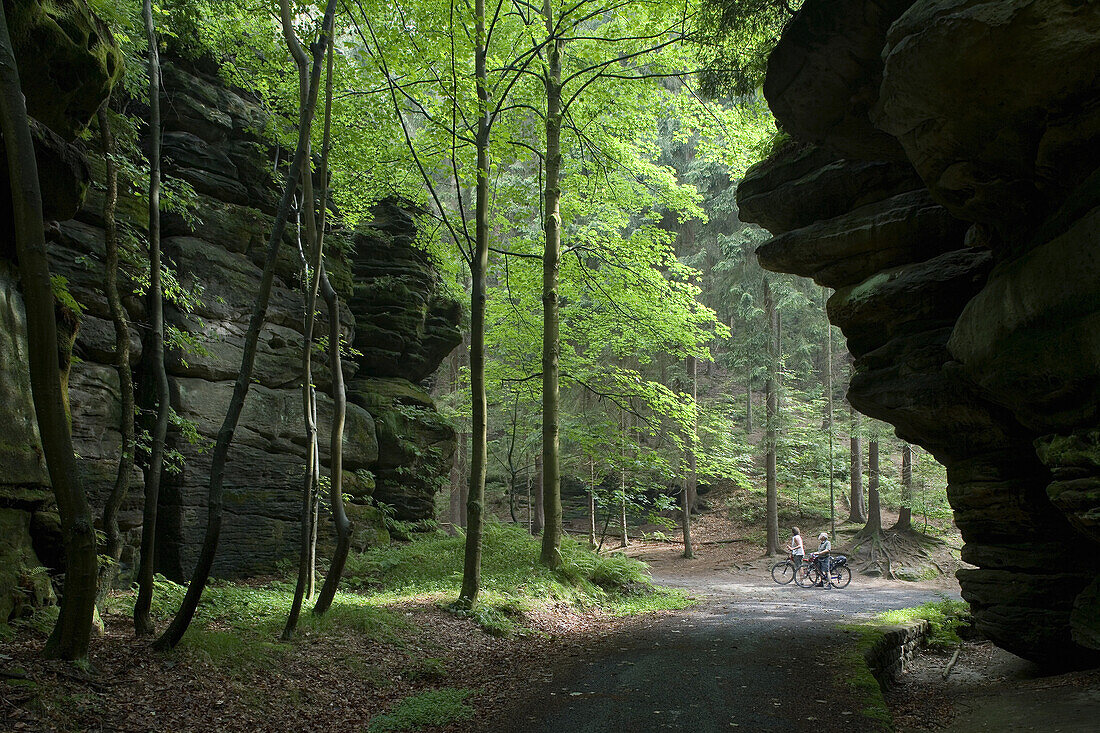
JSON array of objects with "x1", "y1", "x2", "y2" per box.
[
  {"x1": 154, "y1": 0, "x2": 338, "y2": 650},
  {"x1": 539, "y1": 0, "x2": 564, "y2": 570},
  {"x1": 281, "y1": 0, "x2": 329, "y2": 638},
  {"x1": 532, "y1": 453, "x2": 544, "y2": 535},
  {"x1": 133, "y1": 0, "x2": 170, "y2": 637},
  {"x1": 894, "y1": 443, "x2": 913, "y2": 531},
  {"x1": 687, "y1": 355, "x2": 698, "y2": 514},
  {"x1": 1, "y1": 7, "x2": 97, "y2": 661},
  {"x1": 764, "y1": 277, "x2": 779, "y2": 556},
  {"x1": 311, "y1": 268, "x2": 350, "y2": 616},
  {"x1": 848, "y1": 409, "x2": 865, "y2": 524},
  {"x1": 680, "y1": 458, "x2": 694, "y2": 559},
  {"x1": 458, "y1": 0, "x2": 490, "y2": 605},
  {"x1": 619, "y1": 411, "x2": 628, "y2": 548},
  {"x1": 95, "y1": 104, "x2": 136, "y2": 621},
  {"x1": 824, "y1": 288, "x2": 835, "y2": 539},
  {"x1": 864, "y1": 439, "x2": 882, "y2": 534},
  {"x1": 588, "y1": 459, "x2": 596, "y2": 548}
]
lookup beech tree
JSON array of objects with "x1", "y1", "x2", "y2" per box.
[
  {"x1": 154, "y1": 0, "x2": 339, "y2": 650},
  {"x1": 0, "y1": 5, "x2": 98, "y2": 661}
]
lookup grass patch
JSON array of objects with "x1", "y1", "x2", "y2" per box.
[
  {"x1": 178, "y1": 629, "x2": 287, "y2": 678},
  {"x1": 875, "y1": 599, "x2": 971, "y2": 649},
  {"x1": 343, "y1": 521, "x2": 692, "y2": 622},
  {"x1": 367, "y1": 687, "x2": 475, "y2": 733}
]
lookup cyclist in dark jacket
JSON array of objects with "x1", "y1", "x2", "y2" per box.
[{"x1": 814, "y1": 532, "x2": 832, "y2": 589}]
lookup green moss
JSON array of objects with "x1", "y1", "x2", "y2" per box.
[
  {"x1": 367, "y1": 688, "x2": 476, "y2": 733},
  {"x1": 834, "y1": 625, "x2": 894, "y2": 731},
  {"x1": 875, "y1": 600, "x2": 971, "y2": 649}
]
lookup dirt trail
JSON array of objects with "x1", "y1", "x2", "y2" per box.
[{"x1": 485, "y1": 542, "x2": 958, "y2": 732}]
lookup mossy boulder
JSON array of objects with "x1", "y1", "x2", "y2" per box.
[
  {"x1": 348, "y1": 377, "x2": 456, "y2": 521},
  {"x1": 4, "y1": 0, "x2": 122, "y2": 140}
]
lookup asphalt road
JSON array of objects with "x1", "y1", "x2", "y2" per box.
[{"x1": 488, "y1": 568, "x2": 957, "y2": 733}]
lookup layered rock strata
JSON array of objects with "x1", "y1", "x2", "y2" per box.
[
  {"x1": 1, "y1": 11, "x2": 461, "y2": 599},
  {"x1": 738, "y1": 0, "x2": 1100, "y2": 664}
]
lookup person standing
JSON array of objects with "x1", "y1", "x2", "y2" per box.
[
  {"x1": 815, "y1": 532, "x2": 832, "y2": 588},
  {"x1": 788, "y1": 527, "x2": 804, "y2": 563}
]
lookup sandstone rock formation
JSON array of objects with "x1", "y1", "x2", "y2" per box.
[
  {"x1": 1, "y1": 7, "x2": 461, "y2": 605},
  {"x1": 739, "y1": 0, "x2": 1100, "y2": 665}
]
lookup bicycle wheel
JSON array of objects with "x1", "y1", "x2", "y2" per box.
[
  {"x1": 830, "y1": 565, "x2": 851, "y2": 589},
  {"x1": 771, "y1": 561, "x2": 795, "y2": 585},
  {"x1": 795, "y1": 563, "x2": 818, "y2": 588}
]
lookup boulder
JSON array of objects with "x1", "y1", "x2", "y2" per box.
[
  {"x1": 874, "y1": 0, "x2": 1100, "y2": 236},
  {"x1": 764, "y1": 0, "x2": 915, "y2": 160},
  {"x1": 756, "y1": 190, "x2": 969, "y2": 288},
  {"x1": 948, "y1": 204, "x2": 1100, "y2": 433},
  {"x1": 828, "y1": 249, "x2": 992, "y2": 356},
  {"x1": 738, "y1": 142, "x2": 921, "y2": 234}
]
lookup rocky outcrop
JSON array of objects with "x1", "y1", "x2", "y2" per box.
[
  {"x1": 738, "y1": 0, "x2": 1100, "y2": 665},
  {"x1": 1, "y1": 13, "x2": 461, "y2": 594}
]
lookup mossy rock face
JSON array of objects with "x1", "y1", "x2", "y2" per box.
[
  {"x1": 0, "y1": 508, "x2": 56, "y2": 624},
  {"x1": 6, "y1": 0, "x2": 122, "y2": 140},
  {"x1": 345, "y1": 503, "x2": 390, "y2": 552},
  {"x1": 347, "y1": 377, "x2": 456, "y2": 521}
]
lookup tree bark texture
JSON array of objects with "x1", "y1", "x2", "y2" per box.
[
  {"x1": 764, "y1": 277, "x2": 779, "y2": 556},
  {"x1": 95, "y1": 105, "x2": 136, "y2": 619},
  {"x1": 848, "y1": 410, "x2": 865, "y2": 524},
  {"x1": 539, "y1": 0, "x2": 564, "y2": 569},
  {"x1": 458, "y1": 0, "x2": 490, "y2": 605},
  {"x1": 895, "y1": 444, "x2": 913, "y2": 531},
  {"x1": 865, "y1": 439, "x2": 882, "y2": 534},
  {"x1": 282, "y1": 0, "x2": 328, "y2": 638},
  {"x1": 154, "y1": 0, "x2": 338, "y2": 650},
  {"x1": 0, "y1": 6, "x2": 97, "y2": 660},
  {"x1": 133, "y1": 0, "x2": 170, "y2": 637}
]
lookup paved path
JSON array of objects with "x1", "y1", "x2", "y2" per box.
[{"x1": 490, "y1": 567, "x2": 957, "y2": 733}]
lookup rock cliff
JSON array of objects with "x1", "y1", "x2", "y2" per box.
[
  {"x1": 738, "y1": 0, "x2": 1100, "y2": 665},
  {"x1": 1, "y1": 0, "x2": 461, "y2": 616}
]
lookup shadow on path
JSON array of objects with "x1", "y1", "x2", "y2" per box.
[{"x1": 487, "y1": 567, "x2": 957, "y2": 732}]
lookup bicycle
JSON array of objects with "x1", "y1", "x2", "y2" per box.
[
  {"x1": 770, "y1": 552, "x2": 812, "y2": 584},
  {"x1": 794, "y1": 553, "x2": 851, "y2": 589}
]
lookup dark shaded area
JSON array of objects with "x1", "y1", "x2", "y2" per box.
[{"x1": 738, "y1": 0, "x2": 1100, "y2": 666}]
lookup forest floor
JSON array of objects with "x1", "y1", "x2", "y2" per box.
[{"x1": 3, "y1": 504, "x2": 1097, "y2": 731}]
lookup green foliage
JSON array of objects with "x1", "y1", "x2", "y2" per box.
[
  {"x1": 876, "y1": 600, "x2": 972, "y2": 649},
  {"x1": 343, "y1": 522, "x2": 689, "y2": 617},
  {"x1": 367, "y1": 688, "x2": 476, "y2": 733}
]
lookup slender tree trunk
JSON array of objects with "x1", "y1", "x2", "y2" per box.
[
  {"x1": 458, "y1": 0, "x2": 490, "y2": 605},
  {"x1": 447, "y1": 348, "x2": 461, "y2": 534},
  {"x1": 680, "y1": 456, "x2": 694, "y2": 559},
  {"x1": 526, "y1": 467, "x2": 533, "y2": 534},
  {"x1": 687, "y1": 355, "x2": 698, "y2": 514},
  {"x1": 1, "y1": 7, "x2": 97, "y2": 661},
  {"x1": 588, "y1": 459, "x2": 596, "y2": 548},
  {"x1": 619, "y1": 410, "x2": 629, "y2": 548},
  {"x1": 95, "y1": 104, "x2": 135, "y2": 621},
  {"x1": 311, "y1": 267, "x2": 350, "y2": 615},
  {"x1": 764, "y1": 278, "x2": 779, "y2": 556},
  {"x1": 864, "y1": 439, "x2": 882, "y2": 534},
  {"x1": 459, "y1": 428, "x2": 469, "y2": 528},
  {"x1": 533, "y1": 453, "x2": 544, "y2": 535},
  {"x1": 133, "y1": 0, "x2": 170, "y2": 637},
  {"x1": 848, "y1": 409, "x2": 865, "y2": 524},
  {"x1": 894, "y1": 444, "x2": 913, "y2": 531},
  {"x1": 539, "y1": 1, "x2": 564, "y2": 570},
  {"x1": 154, "y1": 0, "x2": 337, "y2": 650},
  {"x1": 824, "y1": 288, "x2": 835, "y2": 539},
  {"x1": 281, "y1": 0, "x2": 329, "y2": 638}
]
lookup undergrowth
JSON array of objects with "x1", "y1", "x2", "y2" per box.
[
  {"x1": 367, "y1": 687, "x2": 475, "y2": 732},
  {"x1": 875, "y1": 599, "x2": 971, "y2": 648},
  {"x1": 342, "y1": 521, "x2": 690, "y2": 633}
]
